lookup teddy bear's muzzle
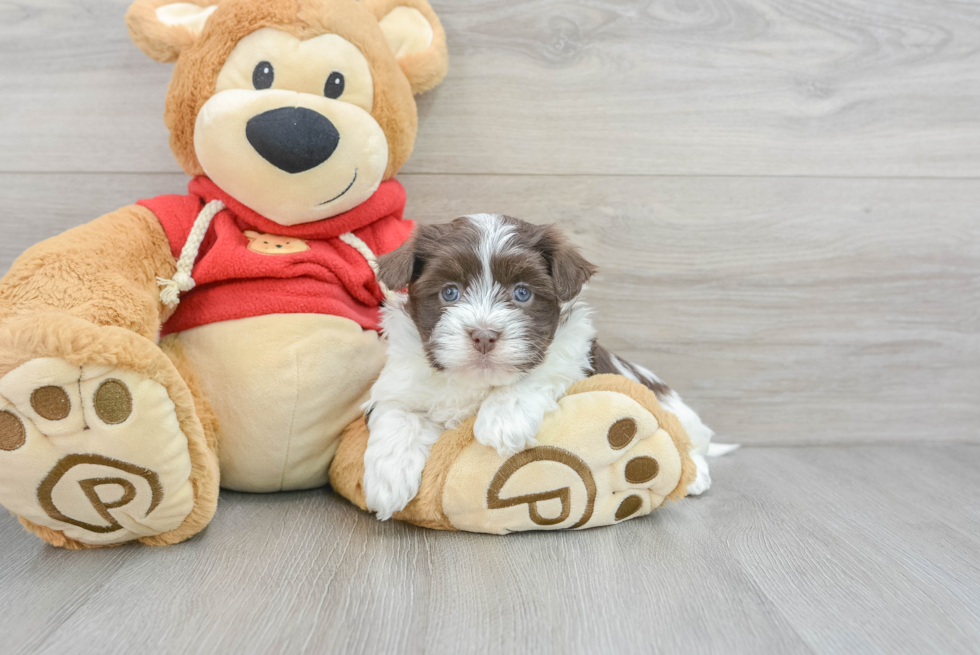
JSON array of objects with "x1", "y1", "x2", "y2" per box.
[{"x1": 245, "y1": 106, "x2": 340, "y2": 174}]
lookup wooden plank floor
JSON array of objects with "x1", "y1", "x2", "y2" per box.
[
  {"x1": 1, "y1": 0, "x2": 979, "y2": 653},
  {"x1": 2, "y1": 445, "x2": 979, "y2": 655}
]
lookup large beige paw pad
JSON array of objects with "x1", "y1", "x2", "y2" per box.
[
  {"x1": 0, "y1": 358, "x2": 195, "y2": 545},
  {"x1": 442, "y1": 391, "x2": 684, "y2": 533}
]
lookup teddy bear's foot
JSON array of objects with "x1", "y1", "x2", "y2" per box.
[
  {"x1": 441, "y1": 389, "x2": 688, "y2": 533},
  {"x1": 0, "y1": 358, "x2": 197, "y2": 547}
]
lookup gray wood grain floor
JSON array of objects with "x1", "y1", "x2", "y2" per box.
[
  {"x1": 1, "y1": 0, "x2": 978, "y2": 653},
  {"x1": 3, "y1": 445, "x2": 979, "y2": 655}
]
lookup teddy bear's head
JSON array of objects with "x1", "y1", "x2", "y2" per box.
[{"x1": 126, "y1": 0, "x2": 447, "y2": 226}]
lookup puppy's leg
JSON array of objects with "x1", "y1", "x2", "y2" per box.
[
  {"x1": 474, "y1": 386, "x2": 555, "y2": 457},
  {"x1": 364, "y1": 403, "x2": 444, "y2": 520},
  {"x1": 658, "y1": 391, "x2": 715, "y2": 495}
]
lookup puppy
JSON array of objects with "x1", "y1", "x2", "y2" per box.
[{"x1": 363, "y1": 214, "x2": 718, "y2": 520}]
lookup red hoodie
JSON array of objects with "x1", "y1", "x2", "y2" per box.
[{"x1": 138, "y1": 176, "x2": 413, "y2": 336}]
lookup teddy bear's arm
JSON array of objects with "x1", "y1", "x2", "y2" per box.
[{"x1": 0, "y1": 205, "x2": 176, "y2": 339}]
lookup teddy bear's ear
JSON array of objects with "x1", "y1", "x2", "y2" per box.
[
  {"x1": 126, "y1": 0, "x2": 220, "y2": 63},
  {"x1": 243, "y1": 230, "x2": 260, "y2": 240},
  {"x1": 365, "y1": 0, "x2": 449, "y2": 95}
]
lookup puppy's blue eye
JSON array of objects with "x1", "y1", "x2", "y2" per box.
[
  {"x1": 441, "y1": 286, "x2": 460, "y2": 302},
  {"x1": 513, "y1": 286, "x2": 532, "y2": 303}
]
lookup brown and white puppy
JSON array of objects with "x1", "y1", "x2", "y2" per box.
[{"x1": 362, "y1": 214, "x2": 718, "y2": 520}]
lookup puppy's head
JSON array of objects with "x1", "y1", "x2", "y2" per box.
[{"x1": 378, "y1": 214, "x2": 596, "y2": 382}]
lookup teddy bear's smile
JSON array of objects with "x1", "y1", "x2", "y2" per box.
[{"x1": 317, "y1": 169, "x2": 358, "y2": 206}]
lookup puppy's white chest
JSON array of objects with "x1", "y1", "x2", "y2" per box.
[{"x1": 421, "y1": 382, "x2": 491, "y2": 429}]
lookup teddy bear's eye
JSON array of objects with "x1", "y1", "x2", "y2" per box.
[
  {"x1": 324, "y1": 72, "x2": 345, "y2": 99},
  {"x1": 253, "y1": 61, "x2": 274, "y2": 90}
]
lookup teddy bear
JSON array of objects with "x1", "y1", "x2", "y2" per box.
[{"x1": 0, "y1": 0, "x2": 694, "y2": 548}]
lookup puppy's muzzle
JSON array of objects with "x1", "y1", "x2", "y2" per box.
[
  {"x1": 246, "y1": 107, "x2": 340, "y2": 174},
  {"x1": 469, "y1": 329, "x2": 500, "y2": 355}
]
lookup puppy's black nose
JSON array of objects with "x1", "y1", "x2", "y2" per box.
[
  {"x1": 246, "y1": 107, "x2": 340, "y2": 174},
  {"x1": 469, "y1": 329, "x2": 500, "y2": 355}
]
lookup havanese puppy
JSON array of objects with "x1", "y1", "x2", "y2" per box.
[{"x1": 363, "y1": 214, "x2": 719, "y2": 520}]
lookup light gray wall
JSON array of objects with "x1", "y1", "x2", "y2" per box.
[{"x1": 2, "y1": 0, "x2": 977, "y2": 446}]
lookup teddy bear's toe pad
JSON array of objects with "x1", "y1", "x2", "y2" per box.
[
  {"x1": 0, "y1": 358, "x2": 195, "y2": 545},
  {"x1": 442, "y1": 390, "x2": 684, "y2": 533}
]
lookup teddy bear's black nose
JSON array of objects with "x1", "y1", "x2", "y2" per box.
[{"x1": 246, "y1": 107, "x2": 340, "y2": 174}]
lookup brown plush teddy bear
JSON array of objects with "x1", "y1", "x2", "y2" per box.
[{"x1": 0, "y1": 0, "x2": 693, "y2": 548}]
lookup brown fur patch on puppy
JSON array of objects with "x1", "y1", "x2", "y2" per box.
[
  {"x1": 516, "y1": 220, "x2": 597, "y2": 303},
  {"x1": 589, "y1": 342, "x2": 672, "y2": 399}
]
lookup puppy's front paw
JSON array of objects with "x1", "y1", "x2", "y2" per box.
[
  {"x1": 363, "y1": 442, "x2": 428, "y2": 521},
  {"x1": 474, "y1": 394, "x2": 545, "y2": 457}
]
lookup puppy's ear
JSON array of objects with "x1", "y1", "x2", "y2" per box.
[
  {"x1": 377, "y1": 233, "x2": 424, "y2": 291},
  {"x1": 126, "y1": 0, "x2": 219, "y2": 62},
  {"x1": 364, "y1": 0, "x2": 449, "y2": 94},
  {"x1": 536, "y1": 224, "x2": 598, "y2": 302}
]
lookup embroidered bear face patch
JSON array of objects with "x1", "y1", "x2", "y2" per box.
[{"x1": 244, "y1": 230, "x2": 310, "y2": 255}]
